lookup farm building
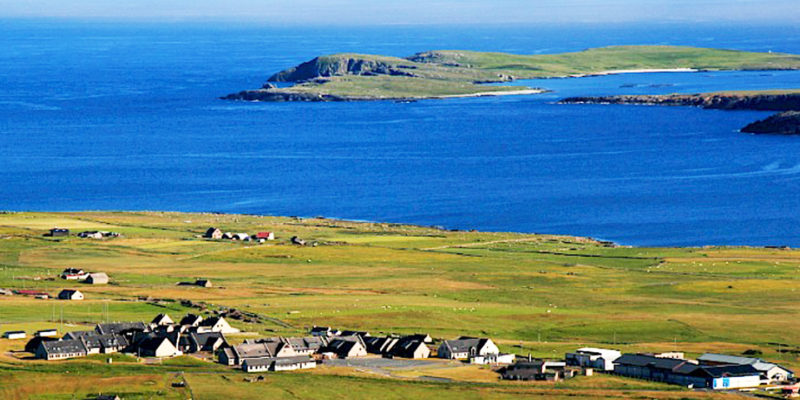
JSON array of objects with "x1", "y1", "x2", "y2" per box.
[
  {"x1": 25, "y1": 336, "x2": 57, "y2": 353},
  {"x1": 60, "y1": 268, "x2": 88, "y2": 280},
  {"x1": 219, "y1": 341, "x2": 297, "y2": 366},
  {"x1": 232, "y1": 233, "x2": 250, "y2": 241},
  {"x1": 77, "y1": 231, "x2": 104, "y2": 239},
  {"x1": 613, "y1": 353, "x2": 762, "y2": 389},
  {"x1": 14, "y1": 290, "x2": 49, "y2": 298},
  {"x1": 310, "y1": 326, "x2": 340, "y2": 337},
  {"x1": 698, "y1": 353, "x2": 793, "y2": 383},
  {"x1": 437, "y1": 337, "x2": 499, "y2": 360},
  {"x1": 502, "y1": 360, "x2": 573, "y2": 381},
  {"x1": 85, "y1": 273, "x2": 109, "y2": 284},
  {"x1": 3, "y1": 331, "x2": 26, "y2": 340},
  {"x1": 204, "y1": 227, "x2": 223, "y2": 239},
  {"x1": 35, "y1": 329, "x2": 58, "y2": 338},
  {"x1": 195, "y1": 279, "x2": 212, "y2": 288},
  {"x1": 180, "y1": 314, "x2": 203, "y2": 327},
  {"x1": 58, "y1": 289, "x2": 84, "y2": 300},
  {"x1": 49, "y1": 228, "x2": 69, "y2": 237},
  {"x1": 95, "y1": 322, "x2": 148, "y2": 336},
  {"x1": 255, "y1": 232, "x2": 275, "y2": 240},
  {"x1": 284, "y1": 336, "x2": 328, "y2": 355},
  {"x1": 36, "y1": 339, "x2": 87, "y2": 360},
  {"x1": 566, "y1": 347, "x2": 622, "y2": 371},
  {"x1": 471, "y1": 353, "x2": 515, "y2": 365}
]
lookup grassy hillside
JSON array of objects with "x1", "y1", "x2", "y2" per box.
[
  {"x1": 1, "y1": 211, "x2": 799, "y2": 399},
  {"x1": 225, "y1": 45, "x2": 800, "y2": 101}
]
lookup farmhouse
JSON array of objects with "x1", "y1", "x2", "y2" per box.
[
  {"x1": 36, "y1": 339, "x2": 87, "y2": 360},
  {"x1": 85, "y1": 272, "x2": 109, "y2": 284},
  {"x1": 60, "y1": 268, "x2": 88, "y2": 280},
  {"x1": 3, "y1": 331, "x2": 26, "y2": 340},
  {"x1": 566, "y1": 347, "x2": 622, "y2": 371},
  {"x1": 437, "y1": 337, "x2": 499, "y2": 360},
  {"x1": 204, "y1": 227, "x2": 223, "y2": 239},
  {"x1": 58, "y1": 289, "x2": 84, "y2": 300},
  {"x1": 698, "y1": 353, "x2": 793, "y2": 383}
]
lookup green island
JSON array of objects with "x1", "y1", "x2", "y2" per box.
[
  {"x1": 222, "y1": 45, "x2": 800, "y2": 102},
  {"x1": 2, "y1": 211, "x2": 800, "y2": 399}
]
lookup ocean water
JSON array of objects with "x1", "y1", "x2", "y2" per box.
[{"x1": 1, "y1": 20, "x2": 800, "y2": 246}]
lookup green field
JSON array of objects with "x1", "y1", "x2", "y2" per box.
[
  {"x1": 230, "y1": 45, "x2": 800, "y2": 100},
  {"x1": 1, "y1": 211, "x2": 799, "y2": 399}
]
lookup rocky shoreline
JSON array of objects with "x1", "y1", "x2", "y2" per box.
[{"x1": 561, "y1": 93, "x2": 800, "y2": 135}]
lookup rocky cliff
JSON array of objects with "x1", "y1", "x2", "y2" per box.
[
  {"x1": 267, "y1": 55, "x2": 418, "y2": 82},
  {"x1": 741, "y1": 111, "x2": 800, "y2": 135},
  {"x1": 560, "y1": 93, "x2": 800, "y2": 111}
]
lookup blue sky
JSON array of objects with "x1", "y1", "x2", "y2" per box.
[{"x1": 1, "y1": 0, "x2": 797, "y2": 24}]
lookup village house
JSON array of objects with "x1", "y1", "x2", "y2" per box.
[
  {"x1": 151, "y1": 313, "x2": 174, "y2": 326},
  {"x1": 95, "y1": 322, "x2": 148, "y2": 337},
  {"x1": 25, "y1": 336, "x2": 57, "y2": 353},
  {"x1": 389, "y1": 337, "x2": 431, "y2": 359},
  {"x1": 58, "y1": 289, "x2": 84, "y2": 300},
  {"x1": 3, "y1": 330, "x2": 26, "y2": 340},
  {"x1": 339, "y1": 330, "x2": 370, "y2": 338},
  {"x1": 36, "y1": 339, "x2": 87, "y2": 360},
  {"x1": 364, "y1": 336, "x2": 398, "y2": 355},
  {"x1": 85, "y1": 272, "x2": 109, "y2": 285},
  {"x1": 196, "y1": 316, "x2": 239, "y2": 334},
  {"x1": 310, "y1": 326, "x2": 340, "y2": 337},
  {"x1": 188, "y1": 332, "x2": 227, "y2": 353},
  {"x1": 698, "y1": 353, "x2": 793, "y2": 384},
  {"x1": 82, "y1": 333, "x2": 128, "y2": 354},
  {"x1": 179, "y1": 314, "x2": 203, "y2": 327},
  {"x1": 255, "y1": 232, "x2": 275, "y2": 241},
  {"x1": 471, "y1": 352, "x2": 516, "y2": 365},
  {"x1": 49, "y1": 228, "x2": 69, "y2": 237},
  {"x1": 242, "y1": 356, "x2": 317, "y2": 373},
  {"x1": 219, "y1": 341, "x2": 297, "y2": 366},
  {"x1": 321, "y1": 336, "x2": 368, "y2": 359},
  {"x1": 502, "y1": 359, "x2": 574, "y2": 381},
  {"x1": 566, "y1": 347, "x2": 622, "y2": 371},
  {"x1": 204, "y1": 227, "x2": 223, "y2": 239},
  {"x1": 437, "y1": 337, "x2": 499, "y2": 360},
  {"x1": 60, "y1": 268, "x2": 88, "y2": 280},
  {"x1": 284, "y1": 336, "x2": 328, "y2": 356},
  {"x1": 134, "y1": 335, "x2": 182, "y2": 358}
]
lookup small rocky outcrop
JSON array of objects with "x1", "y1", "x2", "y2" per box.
[
  {"x1": 741, "y1": 111, "x2": 800, "y2": 135},
  {"x1": 220, "y1": 90, "x2": 349, "y2": 102}
]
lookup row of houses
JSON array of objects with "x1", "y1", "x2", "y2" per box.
[
  {"x1": 29, "y1": 313, "x2": 239, "y2": 360},
  {"x1": 564, "y1": 347, "x2": 794, "y2": 389}
]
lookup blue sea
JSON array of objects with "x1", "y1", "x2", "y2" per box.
[{"x1": 2, "y1": 20, "x2": 800, "y2": 246}]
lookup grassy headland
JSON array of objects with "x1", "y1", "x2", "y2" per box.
[
  {"x1": 1, "y1": 211, "x2": 800, "y2": 398},
  {"x1": 222, "y1": 46, "x2": 800, "y2": 101}
]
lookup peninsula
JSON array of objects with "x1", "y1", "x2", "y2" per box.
[
  {"x1": 222, "y1": 45, "x2": 800, "y2": 102},
  {"x1": 561, "y1": 90, "x2": 800, "y2": 135}
]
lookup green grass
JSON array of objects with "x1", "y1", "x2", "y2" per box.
[{"x1": 0, "y1": 211, "x2": 798, "y2": 399}]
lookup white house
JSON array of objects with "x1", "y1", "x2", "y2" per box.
[
  {"x1": 3, "y1": 331, "x2": 26, "y2": 340},
  {"x1": 196, "y1": 316, "x2": 239, "y2": 334},
  {"x1": 242, "y1": 356, "x2": 316, "y2": 373},
  {"x1": 566, "y1": 347, "x2": 622, "y2": 371},
  {"x1": 58, "y1": 289, "x2": 84, "y2": 301},
  {"x1": 437, "y1": 337, "x2": 499, "y2": 360},
  {"x1": 471, "y1": 353, "x2": 515, "y2": 365}
]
